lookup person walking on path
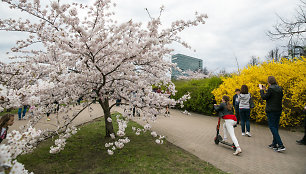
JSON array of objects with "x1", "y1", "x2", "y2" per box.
[
  {"x1": 0, "y1": 114, "x2": 14, "y2": 143},
  {"x1": 18, "y1": 105, "x2": 28, "y2": 120},
  {"x1": 259, "y1": 76, "x2": 286, "y2": 152},
  {"x1": 238, "y1": 85, "x2": 252, "y2": 137},
  {"x1": 232, "y1": 89, "x2": 240, "y2": 125},
  {"x1": 28, "y1": 105, "x2": 35, "y2": 119},
  {"x1": 165, "y1": 89, "x2": 171, "y2": 115},
  {"x1": 214, "y1": 95, "x2": 242, "y2": 155},
  {"x1": 296, "y1": 105, "x2": 306, "y2": 145}
]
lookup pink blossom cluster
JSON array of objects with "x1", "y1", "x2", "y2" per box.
[
  {"x1": 182, "y1": 110, "x2": 191, "y2": 116},
  {"x1": 49, "y1": 126, "x2": 78, "y2": 154},
  {"x1": 177, "y1": 93, "x2": 191, "y2": 108},
  {"x1": 105, "y1": 137, "x2": 130, "y2": 155},
  {"x1": 104, "y1": 114, "x2": 131, "y2": 155},
  {"x1": 177, "y1": 70, "x2": 209, "y2": 80},
  {"x1": 0, "y1": 127, "x2": 42, "y2": 173}
]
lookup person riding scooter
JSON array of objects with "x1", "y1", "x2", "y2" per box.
[{"x1": 214, "y1": 95, "x2": 242, "y2": 155}]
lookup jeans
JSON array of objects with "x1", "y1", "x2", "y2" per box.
[
  {"x1": 239, "y1": 108, "x2": 250, "y2": 133},
  {"x1": 267, "y1": 111, "x2": 283, "y2": 146},
  {"x1": 18, "y1": 105, "x2": 27, "y2": 120},
  {"x1": 234, "y1": 106, "x2": 240, "y2": 124},
  {"x1": 302, "y1": 117, "x2": 306, "y2": 142},
  {"x1": 115, "y1": 99, "x2": 121, "y2": 106}
]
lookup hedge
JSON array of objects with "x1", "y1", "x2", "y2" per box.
[
  {"x1": 172, "y1": 77, "x2": 222, "y2": 115},
  {"x1": 212, "y1": 57, "x2": 306, "y2": 127}
]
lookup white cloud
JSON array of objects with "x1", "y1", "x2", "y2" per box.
[{"x1": 0, "y1": 0, "x2": 301, "y2": 72}]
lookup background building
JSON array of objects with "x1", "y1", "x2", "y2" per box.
[
  {"x1": 288, "y1": 46, "x2": 305, "y2": 58},
  {"x1": 171, "y1": 54, "x2": 203, "y2": 79}
]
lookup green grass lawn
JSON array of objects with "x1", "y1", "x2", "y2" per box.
[
  {"x1": 17, "y1": 113, "x2": 226, "y2": 174},
  {"x1": 0, "y1": 108, "x2": 18, "y2": 117}
]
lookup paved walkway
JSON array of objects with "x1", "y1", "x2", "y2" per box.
[
  {"x1": 8, "y1": 104, "x2": 306, "y2": 174},
  {"x1": 9, "y1": 104, "x2": 104, "y2": 132},
  {"x1": 115, "y1": 107, "x2": 306, "y2": 174}
]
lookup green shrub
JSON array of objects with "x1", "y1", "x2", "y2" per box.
[
  {"x1": 212, "y1": 58, "x2": 306, "y2": 127},
  {"x1": 172, "y1": 77, "x2": 222, "y2": 115}
]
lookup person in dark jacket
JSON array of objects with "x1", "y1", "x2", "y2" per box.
[
  {"x1": 232, "y1": 89, "x2": 240, "y2": 124},
  {"x1": 214, "y1": 95, "x2": 242, "y2": 155},
  {"x1": 260, "y1": 76, "x2": 285, "y2": 152},
  {"x1": 296, "y1": 105, "x2": 306, "y2": 145}
]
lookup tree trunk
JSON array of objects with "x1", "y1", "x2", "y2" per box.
[{"x1": 98, "y1": 98, "x2": 114, "y2": 138}]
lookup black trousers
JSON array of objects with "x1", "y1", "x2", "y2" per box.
[{"x1": 234, "y1": 106, "x2": 240, "y2": 124}]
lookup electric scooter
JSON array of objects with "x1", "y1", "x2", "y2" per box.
[{"x1": 214, "y1": 117, "x2": 237, "y2": 150}]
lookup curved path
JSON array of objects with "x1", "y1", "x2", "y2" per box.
[
  {"x1": 125, "y1": 108, "x2": 306, "y2": 174},
  {"x1": 8, "y1": 104, "x2": 306, "y2": 174}
]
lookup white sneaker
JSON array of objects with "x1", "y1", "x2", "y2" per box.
[
  {"x1": 246, "y1": 132, "x2": 251, "y2": 137},
  {"x1": 233, "y1": 148, "x2": 242, "y2": 155},
  {"x1": 242, "y1": 133, "x2": 246, "y2": 136}
]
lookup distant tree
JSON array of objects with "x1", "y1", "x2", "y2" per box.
[
  {"x1": 287, "y1": 45, "x2": 306, "y2": 58},
  {"x1": 266, "y1": 47, "x2": 282, "y2": 61},
  {"x1": 233, "y1": 54, "x2": 240, "y2": 73},
  {"x1": 219, "y1": 68, "x2": 227, "y2": 75},
  {"x1": 203, "y1": 67, "x2": 209, "y2": 75},
  {"x1": 248, "y1": 56, "x2": 260, "y2": 66},
  {"x1": 267, "y1": 0, "x2": 306, "y2": 47}
]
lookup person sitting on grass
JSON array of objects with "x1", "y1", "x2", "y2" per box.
[
  {"x1": 214, "y1": 95, "x2": 242, "y2": 155},
  {"x1": 0, "y1": 114, "x2": 15, "y2": 143}
]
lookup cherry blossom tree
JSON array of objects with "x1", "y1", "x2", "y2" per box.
[
  {"x1": 1, "y1": 0, "x2": 206, "y2": 133},
  {"x1": 0, "y1": 0, "x2": 207, "y2": 172},
  {"x1": 177, "y1": 70, "x2": 209, "y2": 80}
]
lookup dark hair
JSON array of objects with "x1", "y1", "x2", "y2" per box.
[
  {"x1": 268, "y1": 76, "x2": 277, "y2": 85},
  {"x1": 240, "y1": 85, "x2": 248, "y2": 94},
  {"x1": 235, "y1": 89, "x2": 240, "y2": 92},
  {"x1": 222, "y1": 95, "x2": 233, "y2": 111},
  {"x1": 0, "y1": 114, "x2": 14, "y2": 128}
]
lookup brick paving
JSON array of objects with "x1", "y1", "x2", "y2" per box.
[{"x1": 8, "y1": 104, "x2": 306, "y2": 174}]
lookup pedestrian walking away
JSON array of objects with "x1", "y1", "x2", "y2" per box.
[
  {"x1": 260, "y1": 76, "x2": 286, "y2": 152},
  {"x1": 238, "y1": 85, "x2": 252, "y2": 137},
  {"x1": 28, "y1": 105, "x2": 35, "y2": 119},
  {"x1": 18, "y1": 105, "x2": 28, "y2": 120}
]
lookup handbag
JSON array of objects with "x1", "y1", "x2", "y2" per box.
[{"x1": 249, "y1": 94, "x2": 255, "y2": 108}]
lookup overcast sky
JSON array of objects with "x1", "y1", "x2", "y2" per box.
[{"x1": 0, "y1": 0, "x2": 301, "y2": 73}]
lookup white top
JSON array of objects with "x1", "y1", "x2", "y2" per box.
[
  {"x1": 238, "y1": 93, "x2": 251, "y2": 109},
  {"x1": 1, "y1": 127, "x2": 7, "y2": 137}
]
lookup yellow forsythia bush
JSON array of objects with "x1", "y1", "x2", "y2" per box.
[{"x1": 212, "y1": 57, "x2": 306, "y2": 127}]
